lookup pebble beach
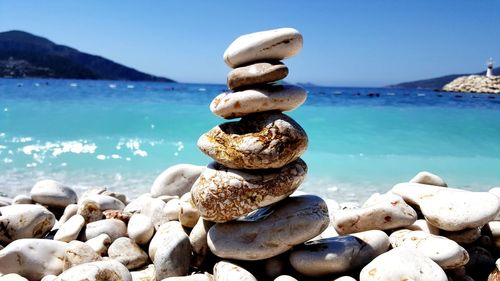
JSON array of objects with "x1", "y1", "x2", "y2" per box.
[{"x1": 2, "y1": 28, "x2": 500, "y2": 281}]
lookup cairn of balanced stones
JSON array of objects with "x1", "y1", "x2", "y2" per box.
[{"x1": 191, "y1": 27, "x2": 330, "y2": 264}]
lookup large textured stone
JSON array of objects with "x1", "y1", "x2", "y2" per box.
[
  {"x1": 153, "y1": 222, "x2": 192, "y2": 279},
  {"x1": 198, "y1": 112, "x2": 308, "y2": 169},
  {"x1": 55, "y1": 260, "x2": 132, "y2": 281},
  {"x1": 392, "y1": 183, "x2": 500, "y2": 231},
  {"x1": 389, "y1": 229, "x2": 469, "y2": 269},
  {"x1": 151, "y1": 164, "x2": 204, "y2": 198},
  {"x1": 0, "y1": 204, "x2": 55, "y2": 244},
  {"x1": 213, "y1": 261, "x2": 257, "y2": 281},
  {"x1": 30, "y1": 179, "x2": 77, "y2": 208},
  {"x1": 210, "y1": 85, "x2": 306, "y2": 119},
  {"x1": 191, "y1": 159, "x2": 307, "y2": 222},
  {"x1": 223, "y1": 27, "x2": 303, "y2": 68},
  {"x1": 108, "y1": 237, "x2": 149, "y2": 270},
  {"x1": 289, "y1": 230, "x2": 390, "y2": 277},
  {"x1": 83, "y1": 219, "x2": 127, "y2": 242},
  {"x1": 208, "y1": 195, "x2": 329, "y2": 260},
  {"x1": 359, "y1": 247, "x2": 447, "y2": 281},
  {"x1": 227, "y1": 61, "x2": 288, "y2": 90},
  {"x1": 333, "y1": 193, "x2": 417, "y2": 235},
  {"x1": 0, "y1": 239, "x2": 66, "y2": 280}
]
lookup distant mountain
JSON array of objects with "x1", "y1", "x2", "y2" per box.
[
  {"x1": 389, "y1": 67, "x2": 499, "y2": 89},
  {"x1": 0, "y1": 30, "x2": 174, "y2": 82}
]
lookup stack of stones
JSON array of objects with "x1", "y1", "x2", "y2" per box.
[{"x1": 191, "y1": 27, "x2": 330, "y2": 262}]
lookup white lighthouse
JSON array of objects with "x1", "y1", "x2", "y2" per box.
[{"x1": 486, "y1": 57, "x2": 494, "y2": 77}]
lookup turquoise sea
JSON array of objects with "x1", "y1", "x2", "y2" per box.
[{"x1": 1, "y1": 78, "x2": 500, "y2": 202}]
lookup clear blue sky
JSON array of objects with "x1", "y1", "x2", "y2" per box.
[{"x1": 1, "y1": 0, "x2": 499, "y2": 86}]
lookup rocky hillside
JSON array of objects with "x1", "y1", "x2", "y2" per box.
[
  {"x1": 442, "y1": 75, "x2": 500, "y2": 94},
  {"x1": 0, "y1": 30, "x2": 174, "y2": 82}
]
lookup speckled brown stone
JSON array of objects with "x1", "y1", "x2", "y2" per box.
[
  {"x1": 191, "y1": 158, "x2": 308, "y2": 223},
  {"x1": 197, "y1": 111, "x2": 308, "y2": 170},
  {"x1": 227, "y1": 61, "x2": 288, "y2": 90}
]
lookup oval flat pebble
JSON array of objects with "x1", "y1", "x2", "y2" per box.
[
  {"x1": 289, "y1": 230, "x2": 389, "y2": 277},
  {"x1": 54, "y1": 260, "x2": 132, "y2": 281},
  {"x1": 0, "y1": 239, "x2": 66, "y2": 280},
  {"x1": 223, "y1": 27, "x2": 303, "y2": 68},
  {"x1": 359, "y1": 247, "x2": 447, "y2": 281},
  {"x1": 83, "y1": 218, "x2": 127, "y2": 242},
  {"x1": 78, "y1": 194, "x2": 125, "y2": 211},
  {"x1": 56, "y1": 204, "x2": 78, "y2": 227},
  {"x1": 192, "y1": 159, "x2": 307, "y2": 222},
  {"x1": 208, "y1": 195, "x2": 329, "y2": 260},
  {"x1": 333, "y1": 193, "x2": 417, "y2": 235},
  {"x1": 213, "y1": 261, "x2": 257, "y2": 281},
  {"x1": 392, "y1": 183, "x2": 500, "y2": 231},
  {"x1": 0, "y1": 204, "x2": 55, "y2": 243},
  {"x1": 198, "y1": 112, "x2": 308, "y2": 169},
  {"x1": 151, "y1": 164, "x2": 204, "y2": 198},
  {"x1": 128, "y1": 213, "x2": 154, "y2": 245},
  {"x1": 210, "y1": 85, "x2": 306, "y2": 119},
  {"x1": 409, "y1": 171, "x2": 447, "y2": 187},
  {"x1": 389, "y1": 229, "x2": 469, "y2": 269},
  {"x1": 227, "y1": 61, "x2": 288, "y2": 90},
  {"x1": 108, "y1": 237, "x2": 149, "y2": 270},
  {"x1": 31, "y1": 179, "x2": 77, "y2": 208},
  {"x1": 54, "y1": 214, "x2": 85, "y2": 242}
]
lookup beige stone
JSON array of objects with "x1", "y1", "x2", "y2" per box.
[
  {"x1": 153, "y1": 222, "x2": 191, "y2": 280},
  {"x1": 192, "y1": 159, "x2": 307, "y2": 222},
  {"x1": 31, "y1": 179, "x2": 77, "y2": 208},
  {"x1": 409, "y1": 171, "x2": 447, "y2": 187},
  {"x1": 85, "y1": 233, "x2": 111, "y2": 256},
  {"x1": 333, "y1": 193, "x2": 417, "y2": 235},
  {"x1": 208, "y1": 195, "x2": 329, "y2": 260},
  {"x1": 359, "y1": 247, "x2": 447, "y2": 281},
  {"x1": 108, "y1": 237, "x2": 149, "y2": 270},
  {"x1": 389, "y1": 230, "x2": 469, "y2": 269},
  {"x1": 198, "y1": 112, "x2": 307, "y2": 169},
  {"x1": 0, "y1": 204, "x2": 55, "y2": 244},
  {"x1": 128, "y1": 213, "x2": 155, "y2": 245},
  {"x1": 223, "y1": 27, "x2": 303, "y2": 68},
  {"x1": 55, "y1": 260, "x2": 132, "y2": 281},
  {"x1": 63, "y1": 240, "x2": 102, "y2": 270},
  {"x1": 83, "y1": 218, "x2": 127, "y2": 241},
  {"x1": 189, "y1": 218, "x2": 215, "y2": 268},
  {"x1": 213, "y1": 261, "x2": 257, "y2": 281},
  {"x1": 151, "y1": 164, "x2": 204, "y2": 198},
  {"x1": 0, "y1": 239, "x2": 66, "y2": 280},
  {"x1": 210, "y1": 85, "x2": 306, "y2": 119},
  {"x1": 227, "y1": 61, "x2": 288, "y2": 90},
  {"x1": 54, "y1": 214, "x2": 85, "y2": 242}
]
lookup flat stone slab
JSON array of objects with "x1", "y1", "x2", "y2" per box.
[
  {"x1": 210, "y1": 85, "x2": 306, "y2": 119},
  {"x1": 207, "y1": 195, "x2": 329, "y2": 260},
  {"x1": 198, "y1": 112, "x2": 307, "y2": 169},
  {"x1": 191, "y1": 159, "x2": 307, "y2": 222},
  {"x1": 392, "y1": 183, "x2": 500, "y2": 231},
  {"x1": 227, "y1": 61, "x2": 288, "y2": 90},
  {"x1": 223, "y1": 27, "x2": 303, "y2": 68}
]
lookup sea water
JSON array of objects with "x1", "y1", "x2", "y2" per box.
[{"x1": 1, "y1": 78, "x2": 500, "y2": 202}]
